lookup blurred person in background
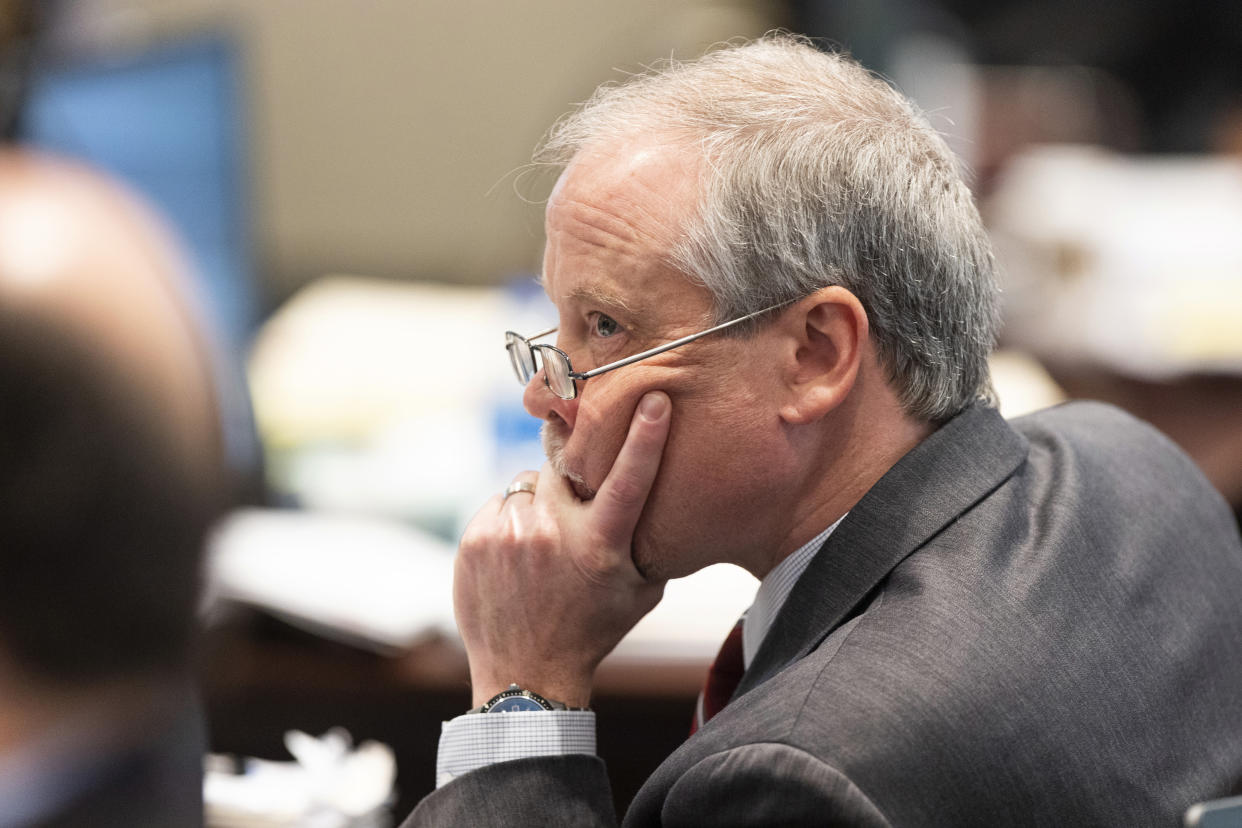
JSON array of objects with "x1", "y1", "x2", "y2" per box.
[
  {"x1": 407, "y1": 34, "x2": 1242, "y2": 826},
  {"x1": 0, "y1": 5, "x2": 225, "y2": 824},
  {"x1": 0, "y1": 151, "x2": 222, "y2": 828}
]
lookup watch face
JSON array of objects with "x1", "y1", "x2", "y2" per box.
[{"x1": 487, "y1": 695, "x2": 547, "y2": 713}]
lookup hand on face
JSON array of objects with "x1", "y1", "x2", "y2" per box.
[{"x1": 454, "y1": 391, "x2": 672, "y2": 708}]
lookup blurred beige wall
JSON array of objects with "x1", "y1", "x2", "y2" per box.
[{"x1": 68, "y1": 0, "x2": 781, "y2": 303}]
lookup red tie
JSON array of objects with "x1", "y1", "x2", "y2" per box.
[{"x1": 690, "y1": 617, "x2": 745, "y2": 736}]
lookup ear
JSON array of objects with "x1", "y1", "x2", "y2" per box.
[{"x1": 777, "y1": 286, "x2": 868, "y2": 425}]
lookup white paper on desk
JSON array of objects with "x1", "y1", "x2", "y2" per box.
[
  {"x1": 207, "y1": 508, "x2": 759, "y2": 663},
  {"x1": 206, "y1": 508, "x2": 456, "y2": 654},
  {"x1": 611, "y1": 564, "x2": 759, "y2": 662},
  {"x1": 204, "y1": 728, "x2": 395, "y2": 827}
]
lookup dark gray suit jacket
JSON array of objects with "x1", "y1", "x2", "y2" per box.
[{"x1": 407, "y1": 402, "x2": 1242, "y2": 826}]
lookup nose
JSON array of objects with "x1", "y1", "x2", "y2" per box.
[{"x1": 522, "y1": 366, "x2": 578, "y2": 429}]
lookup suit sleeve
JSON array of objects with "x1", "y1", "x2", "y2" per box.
[
  {"x1": 402, "y1": 754, "x2": 618, "y2": 827},
  {"x1": 404, "y1": 742, "x2": 892, "y2": 827},
  {"x1": 657, "y1": 742, "x2": 893, "y2": 827}
]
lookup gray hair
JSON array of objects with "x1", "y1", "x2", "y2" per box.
[{"x1": 535, "y1": 33, "x2": 998, "y2": 422}]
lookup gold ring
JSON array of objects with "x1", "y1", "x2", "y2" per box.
[{"x1": 503, "y1": 480, "x2": 537, "y2": 501}]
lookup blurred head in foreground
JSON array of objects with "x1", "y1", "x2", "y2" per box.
[{"x1": 0, "y1": 148, "x2": 225, "y2": 824}]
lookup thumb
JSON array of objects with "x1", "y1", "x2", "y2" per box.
[{"x1": 591, "y1": 391, "x2": 671, "y2": 545}]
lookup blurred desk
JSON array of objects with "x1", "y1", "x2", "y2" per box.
[{"x1": 202, "y1": 612, "x2": 708, "y2": 820}]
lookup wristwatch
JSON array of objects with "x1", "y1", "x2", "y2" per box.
[{"x1": 469, "y1": 683, "x2": 587, "y2": 713}]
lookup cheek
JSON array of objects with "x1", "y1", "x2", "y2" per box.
[
  {"x1": 576, "y1": 375, "x2": 714, "y2": 487},
  {"x1": 572, "y1": 392, "x2": 639, "y2": 486},
  {"x1": 571, "y1": 352, "x2": 770, "y2": 494},
  {"x1": 631, "y1": 383, "x2": 787, "y2": 576},
  {"x1": 661, "y1": 390, "x2": 776, "y2": 492}
]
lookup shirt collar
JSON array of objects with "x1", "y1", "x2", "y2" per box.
[{"x1": 742, "y1": 515, "x2": 847, "y2": 669}]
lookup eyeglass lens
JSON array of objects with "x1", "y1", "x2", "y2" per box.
[
  {"x1": 542, "y1": 350, "x2": 574, "y2": 399},
  {"x1": 506, "y1": 333, "x2": 537, "y2": 384},
  {"x1": 505, "y1": 332, "x2": 577, "y2": 399}
]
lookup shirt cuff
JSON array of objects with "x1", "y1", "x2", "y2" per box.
[{"x1": 435, "y1": 710, "x2": 597, "y2": 788}]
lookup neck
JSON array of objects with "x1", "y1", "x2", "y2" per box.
[{"x1": 755, "y1": 378, "x2": 937, "y2": 579}]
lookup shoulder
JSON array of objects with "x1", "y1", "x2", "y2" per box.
[
  {"x1": 1007, "y1": 400, "x2": 1235, "y2": 530},
  {"x1": 1011, "y1": 400, "x2": 1195, "y2": 475}
]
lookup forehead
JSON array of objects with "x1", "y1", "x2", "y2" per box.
[{"x1": 542, "y1": 139, "x2": 707, "y2": 317}]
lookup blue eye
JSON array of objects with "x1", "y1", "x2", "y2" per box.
[{"x1": 593, "y1": 313, "x2": 621, "y2": 338}]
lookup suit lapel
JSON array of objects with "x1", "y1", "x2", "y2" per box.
[{"x1": 735, "y1": 403, "x2": 1028, "y2": 698}]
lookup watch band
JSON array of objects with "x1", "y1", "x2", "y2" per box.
[{"x1": 468, "y1": 683, "x2": 589, "y2": 714}]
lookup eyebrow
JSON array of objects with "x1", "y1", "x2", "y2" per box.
[
  {"x1": 567, "y1": 284, "x2": 642, "y2": 318},
  {"x1": 536, "y1": 265, "x2": 658, "y2": 338}
]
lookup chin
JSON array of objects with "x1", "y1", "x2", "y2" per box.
[{"x1": 631, "y1": 522, "x2": 700, "y2": 582}]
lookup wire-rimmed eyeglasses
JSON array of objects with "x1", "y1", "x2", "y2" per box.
[{"x1": 504, "y1": 300, "x2": 794, "y2": 400}]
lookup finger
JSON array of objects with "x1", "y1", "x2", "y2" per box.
[
  {"x1": 478, "y1": 493, "x2": 505, "y2": 517},
  {"x1": 459, "y1": 492, "x2": 505, "y2": 553},
  {"x1": 499, "y1": 470, "x2": 540, "y2": 509},
  {"x1": 591, "y1": 391, "x2": 671, "y2": 544}
]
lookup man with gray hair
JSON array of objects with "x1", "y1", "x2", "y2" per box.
[{"x1": 407, "y1": 35, "x2": 1242, "y2": 826}]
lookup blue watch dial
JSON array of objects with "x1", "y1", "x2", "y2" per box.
[{"x1": 488, "y1": 696, "x2": 547, "y2": 713}]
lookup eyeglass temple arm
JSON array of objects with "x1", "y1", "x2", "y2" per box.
[{"x1": 571, "y1": 300, "x2": 794, "y2": 381}]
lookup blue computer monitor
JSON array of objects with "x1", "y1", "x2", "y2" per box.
[{"x1": 21, "y1": 33, "x2": 261, "y2": 484}]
